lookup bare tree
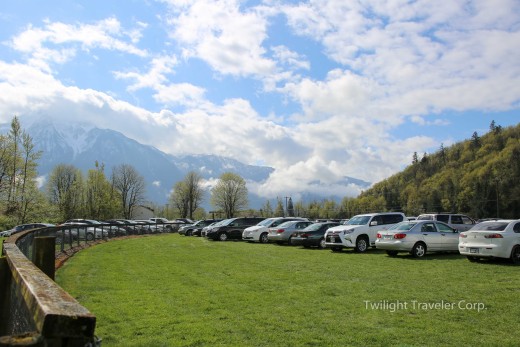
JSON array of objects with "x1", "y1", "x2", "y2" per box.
[
  {"x1": 111, "y1": 164, "x2": 146, "y2": 219},
  {"x1": 210, "y1": 172, "x2": 248, "y2": 218}
]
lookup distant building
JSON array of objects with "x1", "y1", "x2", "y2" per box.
[{"x1": 132, "y1": 205, "x2": 155, "y2": 220}]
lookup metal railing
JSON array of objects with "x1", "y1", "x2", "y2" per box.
[{"x1": 0, "y1": 221, "x2": 178, "y2": 346}]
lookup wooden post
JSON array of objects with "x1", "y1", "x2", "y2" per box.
[
  {"x1": 0, "y1": 257, "x2": 12, "y2": 336},
  {"x1": 31, "y1": 237, "x2": 55, "y2": 281}
]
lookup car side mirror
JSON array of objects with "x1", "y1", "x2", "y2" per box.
[{"x1": 453, "y1": 228, "x2": 458, "y2": 233}]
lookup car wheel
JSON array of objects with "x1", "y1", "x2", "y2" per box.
[
  {"x1": 386, "y1": 250, "x2": 398, "y2": 257},
  {"x1": 218, "y1": 232, "x2": 228, "y2": 241},
  {"x1": 355, "y1": 236, "x2": 369, "y2": 252},
  {"x1": 331, "y1": 247, "x2": 342, "y2": 252},
  {"x1": 259, "y1": 233, "x2": 269, "y2": 243},
  {"x1": 86, "y1": 232, "x2": 94, "y2": 241},
  {"x1": 187, "y1": 230, "x2": 192, "y2": 236},
  {"x1": 467, "y1": 256, "x2": 480, "y2": 262},
  {"x1": 411, "y1": 242, "x2": 426, "y2": 258},
  {"x1": 287, "y1": 236, "x2": 293, "y2": 246},
  {"x1": 510, "y1": 245, "x2": 520, "y2": 265}
]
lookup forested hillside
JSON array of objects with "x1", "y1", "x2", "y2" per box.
[{"x1": 342, "y1": 122, "x2": 520, "y2": 219}]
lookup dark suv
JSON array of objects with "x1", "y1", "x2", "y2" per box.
[{"x1": 205, "y1": 217, "x2": 265, "y2": 241}]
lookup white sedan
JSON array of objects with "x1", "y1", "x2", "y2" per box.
[
  {"x1": 375, "y1": 220, "x2": 460, "y2": 258},
  {"x1": 459, "y1": 219, "x2": 520, "y2": 264}
]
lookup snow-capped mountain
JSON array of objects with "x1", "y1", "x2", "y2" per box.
[
  {"x1": 4, "y1": 118, "x2": 371, "y2": 208},
  {"x1": 24, "y1": 119, "x2": 274, "y2": 205}
]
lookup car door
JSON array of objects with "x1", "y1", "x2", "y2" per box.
[
  {"x1": 419, "y1": 222, "x2": 443, "y2": 251},
  {"x1": 435, "y1": 222, "x2": 459, "y2": 251}
]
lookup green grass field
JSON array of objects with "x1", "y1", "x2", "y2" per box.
[{"x1": 56, "y1": 234, "x2": 520, "y2": 346}]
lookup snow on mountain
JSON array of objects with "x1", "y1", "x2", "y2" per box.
[{"x1": 4, "y1": 118, "x2": 371, "y2": 208}]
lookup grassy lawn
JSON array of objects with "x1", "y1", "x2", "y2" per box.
[{"x1": 56, "y1": 234, "x2": 520, "y2": 346}]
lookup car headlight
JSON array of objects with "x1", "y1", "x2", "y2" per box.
[{"x1": 344, "y1": 229, "x2": 355, "y2": 234}]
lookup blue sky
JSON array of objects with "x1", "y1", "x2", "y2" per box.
[{"x1": 1, "y1": 0, "x2": 519, "y2": 200}]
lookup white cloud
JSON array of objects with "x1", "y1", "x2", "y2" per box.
[
  {"x1": 162, "y1": 0, "x2": 276, "y2": 77},
  {"x1": 9, "y1": 17, "x2": 147, "y2": 71}
]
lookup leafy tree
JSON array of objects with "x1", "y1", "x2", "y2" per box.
[
  {"x1": 112, "y1": 164, "x2": 146, "y2": 219},
  {"x1": 169, "y1": 171, "x2": 205, "y2": 219},
  {"x1": 85, "y1": 162, "x2": 120, "y2": 220},
  {"x1": 287, "y1": 197, "x2": 295, "y2": 216},
  {"x1": 274, "y1": 198, "x2": 284, "y2": 217},
  {"x1": 46, "y1": 164, "x2": 84, "y2": 221},
  {"x1": 210, "y1": 172, "x2": 248, "y2": 218},
  {"x1": 260, "y1": 200, "x2": 273, "y2": 217}
]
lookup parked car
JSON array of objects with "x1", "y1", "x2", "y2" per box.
[
  {"x1": 59, "y1": 222, "x2": 108, "y2": 241},
  {"x1": 416, "y1": 213, "x2": 475, "y2": 231},
  {"x1": 180, "y1": 219, "x2": 219, "y2": 236},
  {"x1": 0, "y1": 223, "x2": 55, "y2": 237},
  {"x1": 375, "y1": 220, "x2": 460, "y2": 257},
  {"x1": 291, "y1": 222, "x2": 341, "y2": 249},
  {"x1": 325, "y1": 212, "x2": 406, "y2": 252},
  {"x1": 267, "y1": 220, "x2": 314, "y2": 245},
  {"x1": 242, "y1": 217, "x2": 309, "y2": 243},
  {"x1": 459, "y1": 219, "x2": 520, "y2": 264},
  {"x1": 206, "y1": 217, "x2": 265, "y2": 241},
  {"x1": 201, "y1": 220, "x2": 226, "y2": 237}
]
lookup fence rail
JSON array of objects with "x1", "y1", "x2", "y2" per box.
[{"x1": 1, "y1": 221, "x2": 178, "y2": 346}]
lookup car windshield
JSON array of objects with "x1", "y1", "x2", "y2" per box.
[
  {"x1": 392, "y1": 222, "x2": 416, "y2": 231},
  {"x1": 417, "y1": 215, "x2": 433, "y2": 220},
  {"x1": 220, "y1": 219, "x2": 235, "y2": 226},
  {"x1": 257, "y1": 218, "x2": 276, "y2": 226},
  {"x1": 346, "y1": 216, "x2": 371, "y2": 225},
  {"x1": 471, "y1": 222, "x2": 509, "y2": 231},
  {"x1": 276, "y1": 221, "x2": 295, "y2": 228},
  {"x1": 304, "y1": 223, "x2": 326, "y2": 231}
]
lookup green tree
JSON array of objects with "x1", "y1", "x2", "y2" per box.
[
  {"x1": 210, "y1": 172, "x2": 248, "y2": 218},
  {"x1": 85, "y1": 162, "x2": 120, "y2": 220},
  {"x1": 46, "y1": 164, "x2": 85, "y2": 221},
  {"x1": 274, "y1": 198, "x2": 284, "y2": 217}
]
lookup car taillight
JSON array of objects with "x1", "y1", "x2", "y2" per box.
[
  {"x1": 484, "y1": 233, "x2": 503, "y2": 239},
  {"x1": 376, "y1": 233, "x2": 382, "y2": 238},
  {"x1": 459, "y1": 234, "x2": 467, "y2": 238},
  {"x1": 394, "y1": 233, "x2": 406, "y2": 239},
  {"x1": 277, "y1": 229, "x2": 285, "y2": 233},
  {"x1": 301, "y1": 233, "x2": 310, "y2": 238}
]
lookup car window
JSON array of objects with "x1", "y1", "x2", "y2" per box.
[
  {"x1": 436, "y1": 222, "x2": 454, "y2": 233},
  {"x1": 421, "y1": 223, "x2": 437, "y2": 233},
  {"x1": 471, "y1": 222, "x2": 508, "y2": 231},
  {"x1": 461, "y1": 216, "x2": 474, "y2": 225},
  {"x1": 346, "y1": 216, "x2": 371, "y2": 225},
  {"x1": 451, "y1": 215, "x2": 463, "y2": 224},
  {"x1": 436, "y1": 215, "x2": 449, "y2": 223},
  {"x1": 382, "y1": 214, "x2": 404, "y2": 224},
  {"x1": 513, "y1": 223, "x2": 520, "y2": 233}
]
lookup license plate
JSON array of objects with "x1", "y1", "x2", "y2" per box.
[
  {"x1": 384, "y1": 235, "x2": 392, "y2": 239},
  {"x1": 330, "y1": 237, "x2": 335, "y2": 243},
  {"x1": 470, "y1": 248, "x2": 479, "y2": 254}
]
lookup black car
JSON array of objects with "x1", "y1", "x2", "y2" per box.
[
  {"x1": 206, "y1": 217, "x2": 265, "y2": 241},
  {"x1": 181, "y1": 219, "x2": 221, "y2": 236},
  {"x1": 291, "y1": 222, "x2": 341, "y2": 249}
]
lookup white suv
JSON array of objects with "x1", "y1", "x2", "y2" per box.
[
  {"x1": 325, "y1": 212, "x2": 405, "y2": 252},
  {"x1": 242, "y1": 217, "x2": 308, "y2": 243}
]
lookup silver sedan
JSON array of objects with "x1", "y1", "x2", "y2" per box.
[
  {"x1": 267, "y1": 220, "x2": 314, "y2": 245},
  {"x1": 375, "y1": 220, "x2": 459, "y2": 258}
]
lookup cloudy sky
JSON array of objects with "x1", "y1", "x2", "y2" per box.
[{"x1": 1, "y1": 0, "x2": 519, "y2": 199}]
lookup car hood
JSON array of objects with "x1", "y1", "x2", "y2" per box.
[{"x1": 244, "y1": 226, "x2": 265, "y2": 232}]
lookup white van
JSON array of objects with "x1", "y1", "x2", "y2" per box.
[{"x1": 324, "y1": 212, "x2": 405, "y2": 252}]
